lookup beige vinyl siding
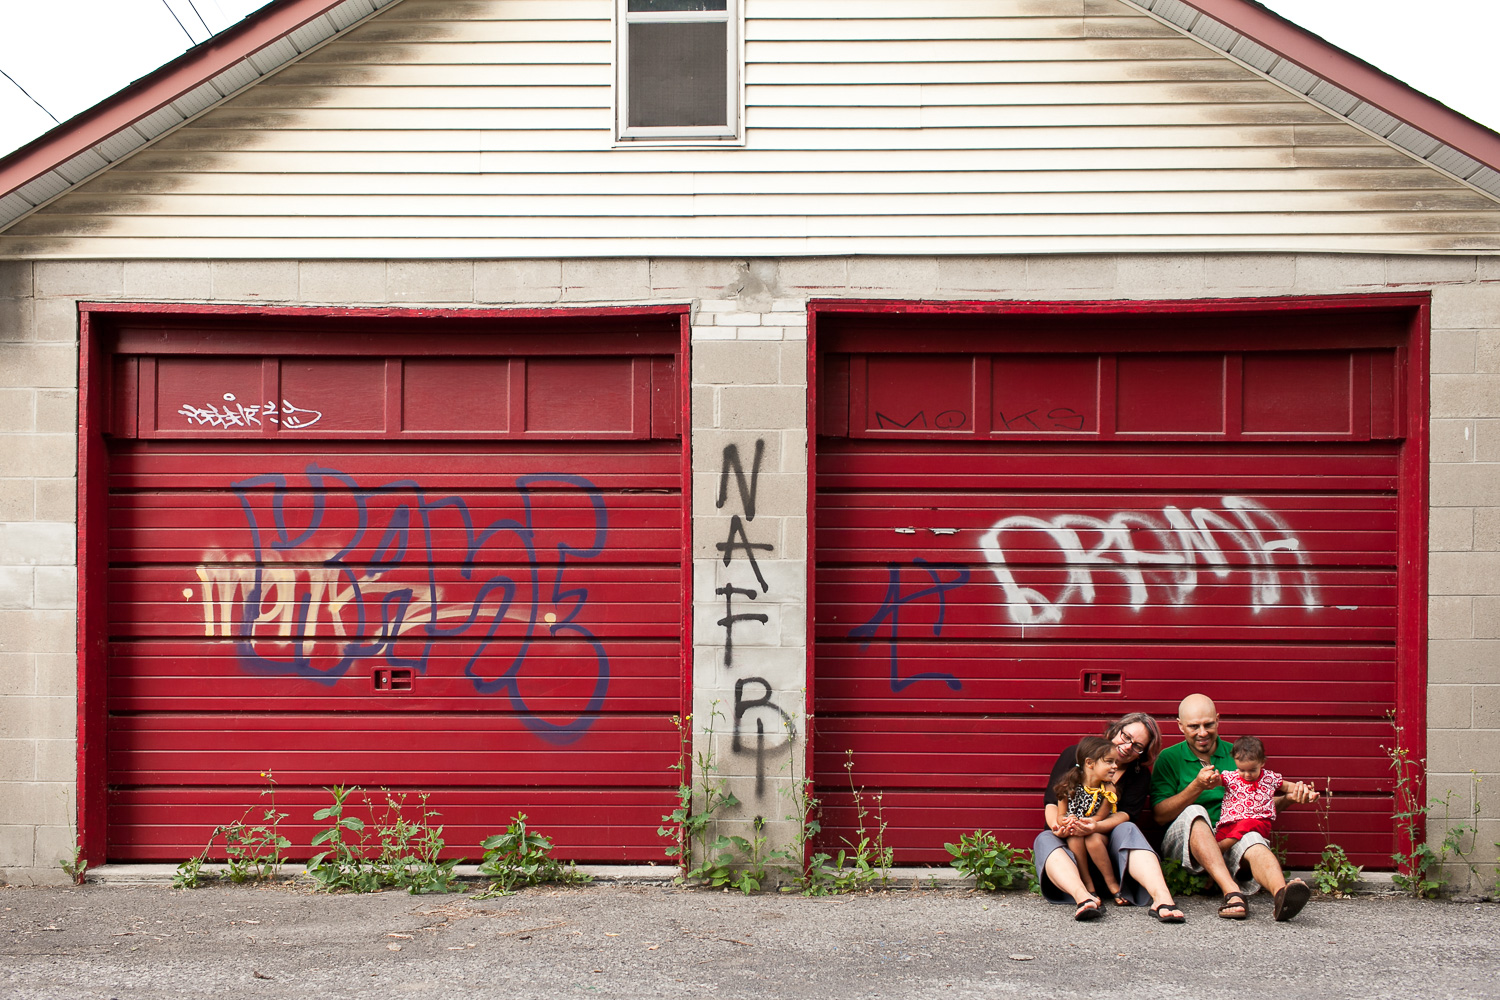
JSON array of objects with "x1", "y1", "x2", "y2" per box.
[{"x1": 4, "y1": 0, "x2": 1498, "y2": 259}]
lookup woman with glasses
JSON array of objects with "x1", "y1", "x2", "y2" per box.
[{"x1": 1034, "y1": 712, "x2": 1187, "y2": 922}]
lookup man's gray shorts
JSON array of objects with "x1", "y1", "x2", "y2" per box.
[{"x1": 1161, "y1": 804, "x2": 1267, "y2": 895}]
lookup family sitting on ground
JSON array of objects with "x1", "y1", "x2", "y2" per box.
[{"x1": 1035, "y1": 693, "x2": 1320, "y2": 923}]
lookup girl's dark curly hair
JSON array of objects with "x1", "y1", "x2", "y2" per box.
[{"x1": 1052, "y1": 735, "x2": 1115, "y2": 804}]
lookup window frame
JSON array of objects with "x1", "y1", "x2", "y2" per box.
[{"x1": 614, "y1": 0, "x2": 744, "y2": 145}]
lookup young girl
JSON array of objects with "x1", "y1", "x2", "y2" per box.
[
  {"x1": 1048, "y1": 736, "x2": 1127, "y2": 910},
  {"x1": 1215, "y1": 735, "x2": 1315, "y2": 848}
]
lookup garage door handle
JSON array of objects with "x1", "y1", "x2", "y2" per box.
[{"x1": 373, "y1": 668, "x2": 413, "y2": 692}]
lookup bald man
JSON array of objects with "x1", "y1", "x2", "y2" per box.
[{"x1": 1150, "y1": 694, "x2": 1318, "y2": 921}]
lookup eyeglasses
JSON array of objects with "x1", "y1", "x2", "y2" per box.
[{"x1": 1114, "y1": 736, "x2": 1147, "y2": 755}]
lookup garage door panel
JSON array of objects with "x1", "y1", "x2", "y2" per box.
[
  {"x1": 817, "y1": 444, "x2": 1401, "y2": 493},
  {"x1": 107, "y1": 787, "x2": 676, "y2": 862},
  {"x1": 111, "y1": 493, "x2": 682, "y2": 565},
  {"x1": 108, "y1": 718, "x2": 677, "y2": 788},
  {"x1": 817, "y1": 567, "x2": 1394, "y2": 641},
  {"x1": 109, "y1": 566, "x2": 682, "y2": 638},
  {"x1": 107, "y1": 444, "x2": 681, "y2": 490},
  {"x1": 108, "y1": 639, "x2": 682, "y2": 712},
  {"x1": 816, "y1": 320, "x2": 1409, "y2": 866},
  {"x1": 814, "y1": 790, "x2": 1396, "y2": 867},
  {"x1": 814, "y1": 643, "x2": 1396, "y2": 716},
  {"x1": 103, "y1": 329, "x2": 685, "y2": 862},
  {"x1": 816, "y1": 717, "x2": 1396, "y2": 792}
]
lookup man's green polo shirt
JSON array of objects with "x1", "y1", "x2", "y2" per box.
[{"x1": 1150, "y1": 738, "x2": 1236, "y2": 825}]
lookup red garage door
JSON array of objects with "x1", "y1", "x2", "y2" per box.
[
  {"x1": 87, "y1": 308, "x2": 687, "y2": 862},
  {"x1": 812, "y1": 299, "x2": 1424, "y2": 868}
]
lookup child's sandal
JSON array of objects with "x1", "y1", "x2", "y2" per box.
[{"x1": 1111, "y1": 891, "x2": 1133, "y2": 907}]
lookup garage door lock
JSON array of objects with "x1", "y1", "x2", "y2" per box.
[
  {"x1": 1080, "y1": 671, "x2": 1123, "y2": 696},
  {"x1": 373, "y1": 668, "x2": 414, "y2": 692}
]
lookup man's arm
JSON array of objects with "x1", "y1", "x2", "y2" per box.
[{"x1": 1153, "y1": 764, "x2": 1220, "y2": 827}]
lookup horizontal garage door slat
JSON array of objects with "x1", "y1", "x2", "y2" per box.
[
  {"x1": 109, "y1": 788, "x2": 674, "y2": 859},
  {"x1": 815, "y1": 439, "x2": 1401, "y2": 867},
  {"x1": 107, "y1": 442, "x2": 679, "y2": 489},
  {"x1": 108, "y1": 639, "x2": 681, "y2": 712}
]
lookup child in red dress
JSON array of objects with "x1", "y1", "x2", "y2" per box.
[{"x1": 1214, "y1": 735, "x2": 1315, "y2": 849}]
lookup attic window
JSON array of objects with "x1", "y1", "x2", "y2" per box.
[{"x1": 617, "y1": 0, "x2": 740, "y2": 142}]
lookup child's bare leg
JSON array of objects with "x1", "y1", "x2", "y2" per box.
[
  {"x1": 1084, "y1": 833, "x2": 1121, "y2": 893},
  {"x1": 1217, "y1": 836, "x2": 1239, "y2": 851},
  {"x1": 1065, "y1": 836, "x2": 1096, "y2": 895}
]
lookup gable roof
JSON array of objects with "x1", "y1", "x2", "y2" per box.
[
  {"x1": 1139, "y1": 0, "x2": 1500, "y2": 196},
  {"x1": 0, "y1": 0, "x2": 398, "y2": 229},
  {"x1": 1, "y1": 0, "x2": 1498, "y2": 256}
]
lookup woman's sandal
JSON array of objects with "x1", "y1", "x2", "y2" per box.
[
  {"x1": 1148, "y1": 903, "x2": 1186, "y2": 923},
  {"x1": 1111, "y1": 891, "x2": 1134, "y2": 907},
  {"x1": 1218, "y1": 890, "x2": 1249, "y2": 920},
  {"x1": 1074, "y1": 898, "x2": 1102, "y2": 921}
]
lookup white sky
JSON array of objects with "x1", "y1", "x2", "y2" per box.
[{"x1": 0, "y1": 0, "x2": 1497, "y2": 163}]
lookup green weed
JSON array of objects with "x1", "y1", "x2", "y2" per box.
[
  {"x1": 173, "y1": 771, "x2": 290, "y2": 889},
  {"x1": 944, "y1": 831, "x2": 1035, "y2": 892},
  {"x1": 475, "y1": 812, "x2": 591, "y2": 897}
]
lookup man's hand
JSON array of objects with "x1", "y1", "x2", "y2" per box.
[
  {"x1": 1283, "y1": 781, "x2": 1319, "y2": 805},
  {"x1": 1193, "y1": 765, "x2": 1221, "y2": 791}
]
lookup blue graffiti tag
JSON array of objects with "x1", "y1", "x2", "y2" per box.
[
  {"x1": 226, "y1": 464, "x2": 609, "y2": 744},
  {"x1": 847, "y1": 558, "x2": 970, "y2": 693}
]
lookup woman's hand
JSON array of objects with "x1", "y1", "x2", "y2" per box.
[{"x1": 1068, "y1": 816, "x2": 1097, "y2": 835}]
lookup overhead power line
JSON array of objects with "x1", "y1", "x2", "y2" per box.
[
  {"x1": 183, "y1": 0, "x2": 214, "y2": 37},
  {"x1": 159, "y1": 0, "x2": 198, "y2": 44},
  {"x1": 0, "y1": 66, "x2": 59, "y2": 124}
]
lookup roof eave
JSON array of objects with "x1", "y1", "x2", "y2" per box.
[
  {"x1": 1174, "y1": 0, "x2": 1500, "y2": 170},
  {"x1": 0, "y1": 0, "x2": 350, "y2": 198}
]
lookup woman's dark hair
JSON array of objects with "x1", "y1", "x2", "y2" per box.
[
  {"x1": 1104, "y1": 711, "x2": 1163, "y2": 764},
  {"x1": 1052, "y1": 736, "x2": 1115, "y2": 804},
  {"x1": 1231, "y1": 735, "x2": 1266, "y2": 762}
]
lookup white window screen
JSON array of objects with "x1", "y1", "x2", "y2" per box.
[{"x1": 619, "y1": 0, "x2": 738, "y2": 141}]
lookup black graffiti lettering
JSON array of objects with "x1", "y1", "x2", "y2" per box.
[
  {"x1": 732, "y1": 676, "x2": 795, "y2": 798},
  {"x1": 716, "y1": 439, "x2": 765, "y2": 521},
  {"x1": 1047, "y1": 407, "x2": 1086, "y2": 430},
  {"x1": 997, "y1": 405, "x2": 1088, "y2": 431},
  {"x1": 715, "y1": 584, "x2": 768, "y2": 668},
  {"x1": 875, "y1": 410, "x2": 927, "y2": 429},
  {"x1": 716, "y1": 515, "x2": 773, "y2": 593},
  {"x1": 934, "y1": 409, "x2": 967, "y2": 429},
  {"x1": 997, "y1": 408, "x2": 1040, "y2": 431}
]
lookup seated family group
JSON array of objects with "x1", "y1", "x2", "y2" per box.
[{"x1": 1036, "y1": 693, "x2": 1320, "y2": 923}]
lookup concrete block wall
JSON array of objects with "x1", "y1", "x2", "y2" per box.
[
  {"x1": 1425, "y1": 269, "x2": 1500, "y2": 892},
  {"x1": 0, "y1": 260, "x2": 79, "y2": 885},
  {"x1": 0, "y1": 254, "x2": 1497, "y2": 889}
]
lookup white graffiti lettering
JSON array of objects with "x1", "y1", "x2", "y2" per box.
[
  {"x1": 193, "y1": 560, "x2": 499, "y2": 653},
  {"x1": 976, "y1": 496, "x2": 1318, "y2": 625},
  {"x1": 177, "y1": 393, "x2": 323, "y2": 430}
]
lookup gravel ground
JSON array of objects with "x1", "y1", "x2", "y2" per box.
[{"x1": 2, "y1": 881, "x2": 1497, "y2": 1000}]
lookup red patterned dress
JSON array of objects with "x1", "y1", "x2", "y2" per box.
[{"x1": 1214, "y1": 768, "x2": 1284, "y2": 842}]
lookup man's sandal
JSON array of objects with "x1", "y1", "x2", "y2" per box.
[
  {"x1": 1148, "y1": 903, "x2": 1186, "y2": 923},
  {"x1": 1111, "y1": 891, "x2": 1134, "y2": 907},
  {"x1": 1218, "y1": 891, "x2": 1249, "y2": 920},
  {"x1": 1274, "y1": 879, "x2": 1311, "y2": 922},
  {"x1": 1074, "y1": 898, "x2": 1102, "y2": 921}
]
